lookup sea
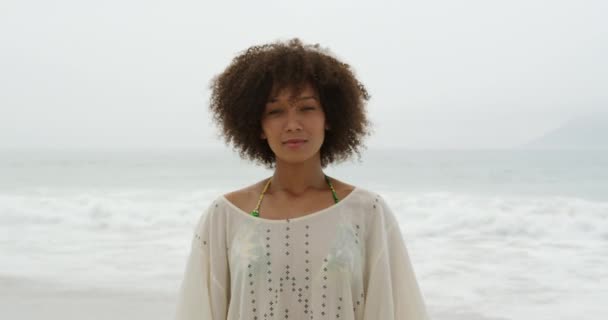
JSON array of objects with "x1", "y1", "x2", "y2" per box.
[{"x1": 0, "y1": 147, "x2": 606, "y2": 320}]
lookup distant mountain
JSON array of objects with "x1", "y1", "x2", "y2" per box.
[{"x1": 521, "y1": 111, "x2": 608, "y2": 149}]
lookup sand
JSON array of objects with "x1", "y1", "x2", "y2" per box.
[{"x1": 0, "y1": 276, "x2": 176, "y2": 320}]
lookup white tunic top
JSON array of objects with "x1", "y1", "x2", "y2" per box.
[{"x1": 175, "y1": 187, "x2": 430, "y2": 320}]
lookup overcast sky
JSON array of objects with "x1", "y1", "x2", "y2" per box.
[{"x1": 1, "y1": 0, "x2": 606, "y2": 149}]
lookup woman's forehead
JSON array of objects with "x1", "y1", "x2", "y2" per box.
[{"x1": 268, "y1": 83, "x2": 318, "y2": 103}]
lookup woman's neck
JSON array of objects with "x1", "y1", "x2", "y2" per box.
[{"x1": 270, "y1": 159, "x2": 327, "y2": 196}]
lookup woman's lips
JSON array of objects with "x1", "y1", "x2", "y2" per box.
[{"x1": 283, "y1": 140, "x2": 307, "y2": 148}]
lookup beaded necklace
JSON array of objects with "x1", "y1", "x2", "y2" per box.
[{"x1": 250, "y1": 174, "x2": 339, "y2": 217}]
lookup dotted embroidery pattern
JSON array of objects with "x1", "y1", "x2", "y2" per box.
[
  {"x1": 304, "y1": 224, "x2": 311, "y2": 316},
  {"x1": 351, "y1": 194, "x2": 380, "y2": 312},
  {"x1": 193, "y1": 202, "x2": 216, "y2": 250},
  {"x1": 281, "y1": 223, "x2": 289, "y2": 319},
  {"x1": 194, "y1": 232, "x2": 207, "y2": 250},
  {"x1": 265, "y1": 227, "x2": 274, "y2": 319},
  {"x1": 223, "y1": 192, "x2": 388, "y2": 320},
  {"x1": 249, "y1": 258, "x2": 257, "y2": 319},
  {"x1": 321, "y1": 257, "x2": 328, "y2": 317}
]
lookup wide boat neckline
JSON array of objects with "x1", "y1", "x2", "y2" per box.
[{"x1": 219, "y1": 187, "x2": 360, "y2": 224}]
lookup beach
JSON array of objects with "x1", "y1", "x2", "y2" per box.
[
  {"x1": 1, "y1": 148, "x2": 606, "y2": 320},
  {"x1": 0, "y1": 276, "x2": 175, "y2": 320}
]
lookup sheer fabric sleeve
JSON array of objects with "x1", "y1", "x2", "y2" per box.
[
  {"x1": 363, "y1": 196, "x2": 430, "y2": 320},
  {"x1": 175, "y1": 201, "x2": 230, "y2": 320}
]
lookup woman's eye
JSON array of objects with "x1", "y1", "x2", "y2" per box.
[
  {"x1": 302, "y1": 106, "x2": 315, "y2": 111},
  {"x1": 268, "y1": 109, "x2": 282, "y2": 115}
]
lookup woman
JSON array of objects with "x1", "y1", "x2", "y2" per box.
[{"x1": 175, "y1": 38, "x2": 430, "y2": 320}]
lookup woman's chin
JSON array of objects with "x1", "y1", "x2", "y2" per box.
[{"x1": 276, "y1": 151, "x2": 322, "y2": 165}]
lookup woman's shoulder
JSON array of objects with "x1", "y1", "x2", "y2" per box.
[
  {"x1": 329, "y1": 178, "x2": 358, "y2": 200},
  {"x1": 327, "y1": 179, "x2": 381, "y2": 204},
  {"x1": 221, "y1": 179, "x2": 267, "y2": 213}
]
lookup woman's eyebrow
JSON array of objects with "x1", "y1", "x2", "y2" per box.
[{"x1": 297, "y1": 96, "x2": 318, "y2": 102}]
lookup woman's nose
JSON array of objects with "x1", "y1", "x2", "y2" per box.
[{"x1": 284, "y1": 107, "x2": 303, "y2": 131}]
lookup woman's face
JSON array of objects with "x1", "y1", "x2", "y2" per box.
[{"x1": 260, "y1": 83, "x2": 328, "y2": 165}]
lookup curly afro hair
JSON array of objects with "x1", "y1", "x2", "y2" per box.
[{"x1": 208, "y1": 38, "x2": 373, "y2": 169}]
